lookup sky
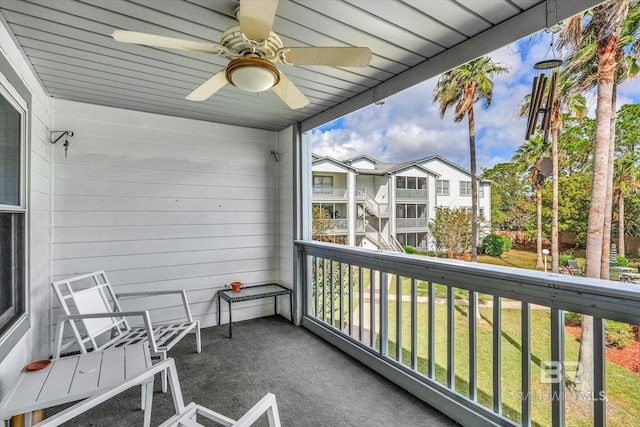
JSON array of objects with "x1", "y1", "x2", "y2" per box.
[{"x1": 309, "y1": 31, "x2": 640, "y2": 172}]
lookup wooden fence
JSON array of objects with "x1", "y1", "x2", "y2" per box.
[{"x1": 494, "y1": 231, "x2": 640, "y2": 256}]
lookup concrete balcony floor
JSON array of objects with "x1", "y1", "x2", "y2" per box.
[{"x1": 49, "y1": 316, "x2": 458, "y2": 426}]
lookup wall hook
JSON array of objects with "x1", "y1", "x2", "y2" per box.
[
  {"x1": 270, "y1": 150, "x2": 280, "y2": 162},
  {"x1": 51, "y1": 131, "x2": 74, "y2": 144}
]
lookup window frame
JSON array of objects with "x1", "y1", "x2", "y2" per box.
[
  {"x1": 0, "y1": 65, "x2": 30, "y2": 363},
  {"x1": 459, "y1": 181, "x2": 472, "y2": 197},
  {"x1": 436, "y1": 180, "x2": 449, "y2": 196}
]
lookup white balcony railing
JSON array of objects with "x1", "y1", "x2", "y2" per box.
[
  {"x1": 396, "y1": 188, "x2": 428, "y2": 199},
  {"x1": 395, "y1": 218, "x2": 429, "y2": 229},
  {"x1": 312, "y1": 186, "x2": 347, "y2": 198},
  {"x1": 316, "y1": 219, "x2": 348, "y2": 232},
  {"x1": 295, "y1": 240, "x2": 640, "y2": 427}
]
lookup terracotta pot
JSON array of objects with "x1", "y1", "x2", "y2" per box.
[{"x1": 231, "y1": 282, "x2": 242, "y2": 292}]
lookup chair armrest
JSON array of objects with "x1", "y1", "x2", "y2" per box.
[
  {"x1": 54, "y1": 311, "x2": 159, "y2": 358},
  {"x1": 115, "y1": 290, "x2": 194, "y2": 322}
]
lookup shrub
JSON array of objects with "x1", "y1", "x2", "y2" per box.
[
  {"x1": 483, "y1": 234, "x2": 509, "y2": 256},
  {"x1": 403, "y1": 245, "x2": 417, "y2": 254},
  {"x1": 615, "y1": 256, "x2": 629, "y2": 267},
  {"x1": 502, "y1": 237, "x2": 512, "y2": 252},
  {"x1": 605, "y1": 320, "x2": 635, "y2": 349},
  {"x1": 558, "y1": 254, "x2": 574, "y2": 267},
  {"x1": 565, "y1": 311, "x2": 582, "y2": 326}
]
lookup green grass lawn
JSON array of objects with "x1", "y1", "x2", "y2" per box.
[{"x1": 384, "y1": 301, "x2": 640, "y2": 426}]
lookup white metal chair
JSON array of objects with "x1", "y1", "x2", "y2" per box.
[
  {"x1": 52, "y1": 270, "x2": 201, "y2": 392},
  {"x1": 159, "y1": 393, "x2": 281, "y2": 427}
]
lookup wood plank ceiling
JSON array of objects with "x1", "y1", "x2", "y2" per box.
[{"x1": 0, "y1": 0, "x2": 602, "y2": 131}]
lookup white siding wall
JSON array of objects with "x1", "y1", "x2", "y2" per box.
[
  {"x1": 51, "y1": 100, "x2": 279, "y2": 329},
  {"x1": 0, "y1": 21, "x2": 52, "y2": 392}
]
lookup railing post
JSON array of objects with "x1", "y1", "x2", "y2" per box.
[
  {"x1": 550, "y1": 308, "x2": 565, "y2": 426},
  {"x1": 348, "y1": 265, "x2": 354, "y2": 337},
  {"x1": 493, "y1": 296, "x2": 502, "y2": 414},
  {"x1": 593, "y1": 317, "x2": 606, "y2": 427},
  {"x1": 447, "y1": 286, "x2": 455, "y2": 389},
  {"x1": 396, "y1": 275, "x2": 402, "y2": 363},
  {"x1": 521, "y1": 302, "x2": 531, "y2": 427},
  {"x1": 411, "y1": 278, "x2": 417, "y2": 369},
  {"x1": 469, "y1": 290, "x2": 477, "y2": 400},
  {"x1": 339, "y1": 262, "x2": 345, "y2": 332},
  {"x1": 380, "y1": 272, "x2": 388, "y2": 356},
  {"x1": 428, "y1": 281, "x2": 435, "y2": 379}
]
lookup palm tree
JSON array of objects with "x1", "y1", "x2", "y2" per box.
[
  {"x1": 557, "y1": 0, "x2": 631, "y2": 395},
  {"x1": 547, "y1": 74, "x2": 587, "y2": 273},
  {"x1": 433, "y1": 56, "x2": 509, "y2": 262},
  {"x1": 512, "y1": 136, "x2": 549, "y2": 269},
  {"x1": 613, "y1": 152, "x2": 640, "y2": 256},
  {"x1": 517, "y1": 73, "x2": 586, "y2": 272}
]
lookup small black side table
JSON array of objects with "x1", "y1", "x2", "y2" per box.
[{"x1": 217, "y1": 283, "x2": 293, "y2": 338}]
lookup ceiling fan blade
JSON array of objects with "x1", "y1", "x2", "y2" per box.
[
  {"x1": 279, "y1": 47, "x2": 372, "y2": 67},
  {"x1": 238, "y1": 0, "x2": 279, "y2": 42},
  {"x1": 272, "y1": 72, "x2": 310, "y2": 110},
  {"x1": 112, "y1": 30, "x2": 225, "y2": 55},
  {"x1": 186, "y1": 71, "x2": 228, "y2": 101}
]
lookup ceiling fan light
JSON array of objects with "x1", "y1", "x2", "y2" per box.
[{"x1": 226, "y1": 58, "x2": 280, "y2": 92}]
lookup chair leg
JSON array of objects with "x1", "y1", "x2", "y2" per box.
[
  {"x1": 143, "y1": 379, "x2": 154, "y2": 427},
  {"x1": 196, "y1": 321, "x2": 202, "y2": 353},
  {"x1": 162, "y1": 368, "x2": 168, "y2": 393}
]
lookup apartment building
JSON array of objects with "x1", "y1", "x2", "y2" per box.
[{"x1": 312, "y1": 154, "x2": 491, "y2": 252}]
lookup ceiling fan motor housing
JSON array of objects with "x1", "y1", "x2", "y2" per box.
[{"x1": 220, "y1": 25, "x2": 283, "y2": 58}]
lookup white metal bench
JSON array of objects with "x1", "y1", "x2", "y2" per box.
[{"x1": 52, "y1": 270, "x2": 201, "y2": 392}]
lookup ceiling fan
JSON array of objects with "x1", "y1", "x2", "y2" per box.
[{"x1": 111, "y1": 0, "x2": 372, "y2": 109}]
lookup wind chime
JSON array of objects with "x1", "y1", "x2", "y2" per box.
[{"x1": 525, "y1": 37, "x2": 563, "y2": 184}]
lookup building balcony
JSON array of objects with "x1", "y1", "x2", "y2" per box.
[
  {"x1": 295, "y1": 240, "x2": 640, "y2": 427},
  {"x1": 396, "y1": 189, "x2": 428, "y2": 200},
  {"x1": 312, "y1": 186, "x2": 348, "y2": 200},
  {"x1": 396, "y1": 218, "x2": 429, "y2": 229}
]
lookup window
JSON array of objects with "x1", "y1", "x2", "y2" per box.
[
  {"x1": 396, "y1": 204, "x2": 427, "y2": 219},
  {"x1": 397, "y1": 176, "x2": 427, "y2": 190},
  {"x1": 459, "y1": 181, "x2": 484, "y2": 197},
  {"x1": 313, "y1": 175, "x2": 333, "y2": 187},
  {"x1": 459, "y1": 181, "x2": 472, "y2": 196},
  {"x1": 396, "y1": 233, "x2": 427, "y2": 249},
  {"x1": 436, "y1": 180, "x2": 449, "y2": 196},
  {"x1": 0, "y1": 87, "x2": 26, "y2": 340}
]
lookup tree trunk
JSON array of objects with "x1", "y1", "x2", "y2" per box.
[
  {"x1": 468, "y1": 107, "x2": 478, "y2": 263},
  {"x1": 551, "y1": 128, "x2": 559, "y2": 273},
  {"x1": 619, "y1": 191, "x2": 625, "y2": 257},
  {"x1": 600, "y1": 85, "x2": 617, "y2": 278},
  {"x1": 536, "y1": 186, "x2": 544, "y2": 269},
  {"x1": 578, "y1": 0, "x2": 627, "y2": 394}
]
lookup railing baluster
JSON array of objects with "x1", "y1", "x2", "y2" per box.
[
  {"x1": 396, "y1": 275, "x2": 402, "y2": 363},
  {"x1": 321, "y1": 258, "x2": 327, "y2": 323},
  {"x1": 447, "y1": 286, "x2": 455, "y2": 389},
  {"x1": 348, "y1": 265, "x2": 354, "y2": 337},
  {"x1": 339, "y1": 262, "x2": 345, "y2": 332},
  {"x1": 428, "y1": 281, "x2": 435, "y2": 379},
  {"x1": 411, "y1": 278, "x2": 417, "y2": 370},
  {"x1": 370, "y1": 270, "x2": 376, "y2": 349},
  {"x1": 493, "y1": 296, "x2": 502, "y2": 414},
  {"x1": 550, "y1": 308, "x2": 565, "y2": 426},
  {"x1": 380, "y1": 273, "x2": 388, "y2": 356},
  {"x1": 521, "y1": 301, "x2": 531, "y2": 427},
  {"x1": 329, "y1": 260, "x2": 334, "y2": 327},
  {"x1": 359, "y1": 267, "x2": 364, "y2": 343},
  {"x1": 469, "y1": 290, "x2": 477, "y2": 400},
  {"x1": 314, "y1": 256, "x2": 319, "y2": 318},
  {"x1": 594, "y1": 317, "x2": 606, "y2": 427}
]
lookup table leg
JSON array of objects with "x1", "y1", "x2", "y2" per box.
[
  {"x1": 274, "y1": 296, "x2": 278, "y2": 316},
  {"x1": 290, "y1": 293, "x2": 294, "y2": 323},
  {"x1": 228, "y1": 300, "x2": 232, "y2": 338},
  {"x1": 217, "y1": 292, "x2": 221, "y2": 326}
]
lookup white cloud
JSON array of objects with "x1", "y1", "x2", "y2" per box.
[{"x1": 310, "y1": 32, "x2": 640, "y2": 172}]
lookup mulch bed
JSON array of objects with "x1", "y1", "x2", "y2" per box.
[{"x1": 565, "y1": 323, "x2": 640, "y2": 373}]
